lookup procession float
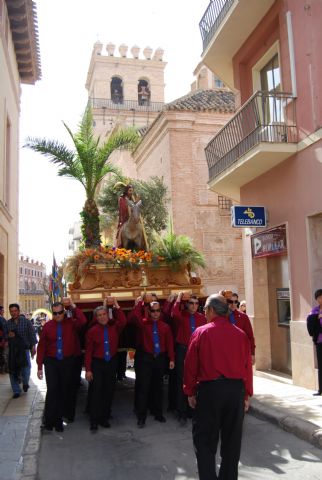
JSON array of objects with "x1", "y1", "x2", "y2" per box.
[{"x1": 25, "y1": 108, "x2": 206, "y2": 309}]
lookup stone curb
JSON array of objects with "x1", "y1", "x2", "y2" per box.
[
  {"x1": 249, "y1": 398, "x2": 322, "y2": 449},
  {"x1": 16, "y1": 390, "x2": 45, "y2": 480}
]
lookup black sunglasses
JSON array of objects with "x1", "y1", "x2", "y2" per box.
[
  {"x1": 188, "y1": 301, "x2": 199, "y2": 305},
  {"x1": 52, "y1": 310, "x2": 64, "y2": 316},
  {"x1": 227, "y1": 300, "x2": 238, "y2": 305},
  {"x1": 150, "y1": 308, "x2": 161, "y2": 313}
]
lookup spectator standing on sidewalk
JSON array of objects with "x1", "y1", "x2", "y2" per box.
[
  {"x1": 184, "y1": 293, "x2": 253, "y2": 480},
  {"x1": 36, "y1": 300, "x2": 86, "y2": 431},
  {"x1": 307, "y1": 288, "x2": 322, "y2": 396},
  {"x1": 5, "y1": 304, "x2": 37, "y2": 398},
  {"x1": 227, "y1": 292, "x2": 256, "y2": 365},
  {"x1": 0, "y1": 306, "x2": 7, "y2": 373}
]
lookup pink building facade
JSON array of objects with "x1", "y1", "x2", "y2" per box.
[{"x1": 200, "y1": 0, "x2": 322, "y2": 388}]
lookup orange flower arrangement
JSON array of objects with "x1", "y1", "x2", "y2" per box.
[{"x1": 64, "y1": 245, "x2": 165, "y2": 281}]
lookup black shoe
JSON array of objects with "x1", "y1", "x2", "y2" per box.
[
  {"x1": 137, "y1": 419, "x2": 145, "y2": 428},
  {"x1": 313, "y1": 391, "x2": 322, "y2": 396},
  {"x1": 12, "y1": 393, "x2": 20, "y2": 399},
  {"x1": 100, "y1": 420, "x2": 111, "y2": 428},
  {"x1": 55, "y1": 424, "x2": 64, "y2": 432},
  {"x1": 154, "y1": 415, "x2": 166, "y2": 423},
  {"x1": 90, "y1": 422, "x2": 98, "y2": 432},
  {"x1": 23, "y1": 384, "x2": 29, "y2": 392}
]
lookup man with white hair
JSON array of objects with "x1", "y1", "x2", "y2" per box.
[{"x1": 183, "y1": 293, "x2": 253, "y2": 480}]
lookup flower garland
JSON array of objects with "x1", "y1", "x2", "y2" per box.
[{"x1": 64, "y1": 246, "x2": 164, "y2": 281}]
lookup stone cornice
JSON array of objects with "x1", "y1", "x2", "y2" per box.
[{"x1": 6, "y1": 0, "x2": 41, "y2": 84}]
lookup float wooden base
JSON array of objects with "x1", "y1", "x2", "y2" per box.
[{"x1": 68, "y1": 264, "x2": 204, "y2": 303}]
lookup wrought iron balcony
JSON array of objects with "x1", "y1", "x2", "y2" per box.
[
  {"x1": 199, "y1": 0, "x2": 235, "y2": 52},
  {"x1": 88, "y1": 98, "x2": 164, "y2": 113},
  {"x1": 199, "y1": 1, "x2": 275, "y2": 86},
  {"x1": 206, "y1": 91, "x2": 297, "y2": 182}
]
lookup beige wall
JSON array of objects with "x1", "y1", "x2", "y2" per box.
[
  {"x1": 134, "y1": 110, "x2": 245, "y2": 296},
  {"x1": 87, "y1": 42, "x2": 165, "y2": 144},
  {"x1": 86, "y1": 42, "x2": 166, "y2": 103},
  {"x1": 0, "y1": 3, "x2": 21, "y2": 314}
]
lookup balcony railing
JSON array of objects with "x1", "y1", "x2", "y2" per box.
[
  {"x1": 199, "y1": 0, "x2": 235, "y2": 51},
  {"x1": 206, "y1": 91, "x2": 297, "y2": 180},
  {"x1": 88, "y1": 98, "x2": 164, "y2": 113}
]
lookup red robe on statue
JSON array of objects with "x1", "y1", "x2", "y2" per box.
[{"x1": 116, "y1": 195, "x2": 130, "y2": 247}]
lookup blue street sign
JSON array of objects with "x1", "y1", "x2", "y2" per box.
[{"x1": 231, "y1": 205, "x2": 267, "y2": 228}]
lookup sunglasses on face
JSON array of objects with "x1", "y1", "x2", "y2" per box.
[
  {"x1": 188, "y1": 301, "x2": 199, "y2": 305},
  {"x1": 150, "y1": 309, "x2": 161, "y2": 313},
  {"x1": 227, "y1": 300, "x2": 238, "y2": 305},
  {"x1": 52, "y1": 310, "x2": 64, "y2": 316}
]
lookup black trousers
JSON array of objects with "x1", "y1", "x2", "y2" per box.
[
  {"x1": 90, "y1": 356, "x2": 118, "y2": 423},
  {"x1": 167, "y1": 365, "x2": 177, "y2": 411},
  {"x1": 135, "y1": 351, "x2": 167, "y2": 420},
  {"x1": 133, "y1": 351, "x2": 158, "y2": 413},
  {"x1": 65, "y1": 354, "x2": 83, "y2": 420},
  {"x1": 316, "y1": 342, "x2": 322, "y2": 392},
  {"x1": 175, "y1": 343, "x2": 188, "y2": 417},
  {"x1": 44, "y1": 356, "x2": 74, "y2": 428},
  {"x1": 193, "y1": 379, "x2": 245, "y2": 480}
]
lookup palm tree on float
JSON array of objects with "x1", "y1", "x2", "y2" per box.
[{"x1": 25, "y1": 107, "x2": 140, "y2": 248}]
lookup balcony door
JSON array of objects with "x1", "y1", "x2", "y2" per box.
[{"x1": 260, "y1": 54, "x2": 283, "y2": 125}]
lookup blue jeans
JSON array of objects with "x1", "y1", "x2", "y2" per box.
[{"x1": 9, "y1": 350, "x2": 31, "y2": 395}]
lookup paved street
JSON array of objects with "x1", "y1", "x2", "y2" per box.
[{"x1": 37, "y1": 373, "x2": 322, "y2": 480}]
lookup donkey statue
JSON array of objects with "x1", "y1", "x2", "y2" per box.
[{"x1": 120, "y1": 199, "x2": 145, "y2": 251}]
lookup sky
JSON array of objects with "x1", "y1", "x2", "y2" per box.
[{"x1": 19, "y1": 0, "x2": 210, "y2": 272}]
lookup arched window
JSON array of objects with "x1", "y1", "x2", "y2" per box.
[
  {"x1": 111, "y1": 77, "x2": 123, "y2": 104},
  {"x1": 138, "y1": 79, "x2": 150, "y2": 106}
]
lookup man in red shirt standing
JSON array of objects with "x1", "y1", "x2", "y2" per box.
[
  {"x1": 133, "y1": 301, "x2": 175, "y2": 428},
  {"x1": 228, "y1": 292, "x2": 256, "y2": 365},
  {"x1": 172, "y1": 292, "x2": 205, "y2": 425},
  {"x1": 85, "y1": 301, "x2": 126, "y2": 432},
  {"x1": 184, "y1": 293, "x2": 253, "y2": 480},
  {"x1": 37, "y1": 300, "x2": 87, "y2": 432}
]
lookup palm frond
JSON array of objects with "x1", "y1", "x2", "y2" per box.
[
  {"x1": 96, "y1": 128, "x2": 140, "y2": 168},
  {"x1": 151, "y1": 219, "x2": 205, "y2": 271},
  {"x1": 24, "y1": 137, "x2": 75, "y2": 167}
]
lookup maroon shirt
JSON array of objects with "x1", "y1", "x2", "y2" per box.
[
  {"x1": 37, "y1": 307, "x2": 87, "y2": 369},
  {"x1": 183, "y1": 316, "x2": 253, "y2": 399},
  {"x1": 232, "y1": 310, "x2": 256, "y2": 355},
  {"x1": 129, "y1": 302, "x2": 168, "y2": 349},
  {"x1": 172, "y1": 301, "x2": 206, "y2": 346},
  {"x1": 131, "y1": 304, "x2": 174, "y2": 361},
  {"x1": 85, "y1": 309, "x2": 126, "y2": 371}
]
